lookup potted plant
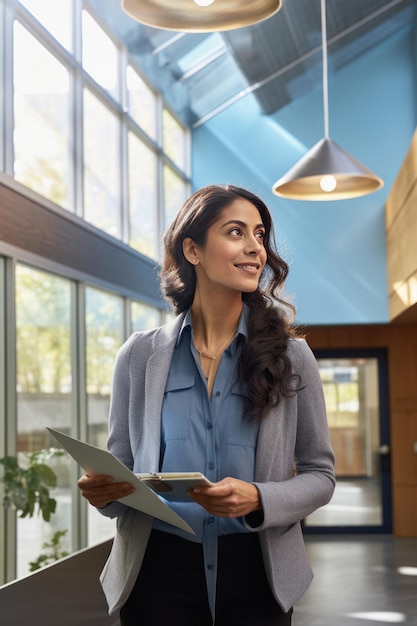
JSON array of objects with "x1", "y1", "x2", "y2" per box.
[{"x1": 0, "y1": 447, "x2": 69, "y2": 570}]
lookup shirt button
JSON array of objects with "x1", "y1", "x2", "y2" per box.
[
  {"x1": 207, "y1": 564, "x2": 214, "y2": 571},
  {"x1": 215, "y1": 390, "x2": 221, "y2": 397},
  {"x1": 207, "y1": 422, "x2": 213, "y2": 430},
  {"x1": 208, "y1": 462, "x2": 215, "y2": 470},
  {"x1": 208, "y1": 516, "x2": 214, "y2": 523}
]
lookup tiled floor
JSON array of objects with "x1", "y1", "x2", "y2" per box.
[
  {"x1": 305, "y1": 478, "x2": 383, "y2": 527},
  {"x1": 293, "y1": 535, "x2": 417, "y2": 626}
]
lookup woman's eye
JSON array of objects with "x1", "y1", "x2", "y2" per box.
[
  {"x1": 229, "y1": 227, "x2": 241, "y2": 236},
  {"x1": 256, "y1": 231, "x2": 265, "y2": 240}
]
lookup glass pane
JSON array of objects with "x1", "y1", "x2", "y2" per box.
[
  {"x1": 13, "y1": 22, "x2": 71, "y2": 210},
  {"x1": 18, "y1": 0, "x2": 72, "y2": 51},
  {"x1": 83, "y1": 89, "x2": 120, "y2": 238},
  {"x1": 15, "y1": 264, "x2": 73, "y2": 577},
  {"x1": 306, "y1": 357, "x2": 382, "y2": 527},
  {"x1": 128, "y1": 131, "x2": 158, "y2": 258},
  {"x1": 162, "y1": 108, "x2": 188, "y2": 170},
  {"x1": 82, "y1": 10, "x2": 119, "y2": 101},
  {"x1": 127, "y1": 65, "x2": 157, "y2": 140},
  {"x1": 131, "y1": 301, "x2": 161, "y2": 332},
  {"x1": 85, "y1": 287, "x2": 124, "y2": 545},
  {"x1": 163, "y1": 165, "x2": 188, "y2": 230}
]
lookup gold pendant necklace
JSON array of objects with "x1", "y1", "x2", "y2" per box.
[
  {"x1": 194, "y1": 328, "x2": 237, "y2": 380},
  {"x1": 194, "y1": 328, "x2": 237, "y2": 360}
]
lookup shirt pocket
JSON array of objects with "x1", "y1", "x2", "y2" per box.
[
  {"x1": 227, "y1": 382, "x2": 258, "y2": 447},
  {"x1": 162, "y1": 372, "x2": 195, "y2": 440}
]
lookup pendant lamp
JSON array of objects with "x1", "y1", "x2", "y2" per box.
[
  {"x1": 121, "y1": 0, "x2": 282, "y2": 32},
  {"x1": 272, "y1": 0, "x2": 383, "y2": 200}
]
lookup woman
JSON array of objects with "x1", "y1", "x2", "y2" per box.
[{"x1": 78, "y1": 184, "x2": 335, "y2": 626}]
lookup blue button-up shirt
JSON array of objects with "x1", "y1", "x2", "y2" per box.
[{"x1": 153, "y1": 306, "x2": 259, "y2": 619}]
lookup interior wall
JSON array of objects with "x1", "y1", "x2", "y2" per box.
[{"x1": 304, "y1": 323, "x2": 417, "y2": 538}]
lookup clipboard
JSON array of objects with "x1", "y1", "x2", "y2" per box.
[
  {"x1": 46, "y1": 427, "x2": 195, "y2": 534},
  {"x1": 137, "y1": 472, "x2": 212, "y2": 502}
]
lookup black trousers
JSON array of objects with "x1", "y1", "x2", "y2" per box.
[{"x1": 120, "y1": 530, "x2": 293, "y2": 626}]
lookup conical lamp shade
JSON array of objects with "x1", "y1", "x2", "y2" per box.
[
  {"x1": 121, "y1": 0, "x2": 282, "y2": 32},
  {"x1": 272, "y1": 137, "x2": 384, "y2": 201}
]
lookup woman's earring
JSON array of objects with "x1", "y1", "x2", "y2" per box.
[{"x1": 192, "y1": 259, "x2": 198, "y2": 264}]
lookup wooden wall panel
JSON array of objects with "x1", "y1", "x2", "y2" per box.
[
  {"x1": 385, "y1": 127, "x2": 417, "y2": 229},
  {"x1": 388, "y1": 328, "x2": 417, "y2": 410},
  {"x1": 390, "y1": 410, "x2": 417, "y2": 486},
  {"x1": 387, "y1": 187, "x2": 417, "y2": 282},
  {"x1": 386, "y1": 128, "x2": 417, "y2": 321},
  {"x1": 393, "y1": 487, "x2": 417, "y2": 537},
  {"x1": 306, "y1": 323, "x2": 417, "y2": 537}
]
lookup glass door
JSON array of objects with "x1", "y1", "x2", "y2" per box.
[{"x1": 304, "y1": 349, "x2": 392, "y2": 533}]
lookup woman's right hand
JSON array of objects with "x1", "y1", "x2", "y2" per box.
[{"x1": 77, "y1": 473, "x2": 135, "y2": 508}]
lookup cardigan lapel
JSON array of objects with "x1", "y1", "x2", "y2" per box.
[{"x1": 136, "y1": 315, "x2": 185, "y2": 472}]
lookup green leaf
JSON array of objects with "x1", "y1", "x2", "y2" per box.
[
  {"x1": 0, "y1": 449, "x2": 60, "y2": 520},
  {"x1": 35, "y1": 464, "x2": 57, "y2": 487},
  {"x1": 28, "y1": 529, "x2": 69, "y2": 571}
]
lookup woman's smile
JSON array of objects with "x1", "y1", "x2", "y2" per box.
[{"x1": 234, "y1": 262, "x2": 261, "y2": 273}]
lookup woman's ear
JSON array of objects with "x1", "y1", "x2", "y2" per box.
[{"x1": 182, "y1": 237, "x2": 199, "y2": 265}]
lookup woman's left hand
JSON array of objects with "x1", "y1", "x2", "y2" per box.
[{"x1": 189, "y1": 477, "x2": 262, "y2": 518}]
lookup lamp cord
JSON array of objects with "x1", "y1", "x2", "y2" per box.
[{"x1": 321, "y1": 0, "x2": 329, "y2": 139}]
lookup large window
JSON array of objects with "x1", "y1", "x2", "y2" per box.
[
  {"x1": 83, "y1": 89, "x2": 120, "y2": 237},
  {"x1": 162, "y1": 108, "x2": 188, "y2": 170},
  {"x1": 8, "y1": 263, "x2": 164, "y2": 578},
  {"x1": 128, "y1": 132, "x2": 159, "y2": 257},
  {"x1": 18, "y1": 0, "x2": 73, "y2": 52},
  {"x1": 162, "y1": 108, "x2": 189, "y2": 236},
  {"x1": 13, "y1": 23, "x2": 71, "y2": 210},
  {"x1": 82, "y1": 10, "x2": 119, "y2": 101},
  {"x1": 15, "y1": 264, "x2": 73, "y2": 577},
  {"x1": 7, "y1": 2, "x2": 189, "y2": 261},
  {"x1": 163, "y1": 164, "x2": 189, "y2": 231},
  {"x1": 85, "y1": 287, "x2": 124, "y2": 545},
  {"x1": 131, "y1": 301, "x2": 161, "y2": 332},
  {"x1": 127, "y1": 65, "x2": 158, "y2": 141}
]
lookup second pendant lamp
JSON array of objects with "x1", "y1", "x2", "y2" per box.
[{"x1": 272, "y1": 0, "x2": 383, "y2": 201}]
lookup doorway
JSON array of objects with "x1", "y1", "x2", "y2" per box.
[{"x1": 304, "y1": 348, "x2": 392, "y2": 534}]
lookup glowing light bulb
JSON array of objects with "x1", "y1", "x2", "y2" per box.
[
  {"x1": 320, "y1": 175, "x2": 337, "y2": 192},
  {"x1": 194, "y1": 0, "x2": 215, "y2": 6}
]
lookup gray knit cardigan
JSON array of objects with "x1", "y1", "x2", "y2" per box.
[{"x1": 98, "y1": 314, "x2": 336, "y2": 616}]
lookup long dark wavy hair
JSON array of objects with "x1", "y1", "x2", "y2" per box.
[{"x1": 160, "y1": 184, "x2": 300, "y2": 420}]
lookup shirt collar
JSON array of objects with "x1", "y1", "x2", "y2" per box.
[{"x1": 176, "y1": 304, "x2": 249, "y2": 353}]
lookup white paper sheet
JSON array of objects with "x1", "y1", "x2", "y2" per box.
[{"x1": 46, "y1": 427, "x2": 194, "y2": 534}]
